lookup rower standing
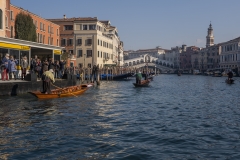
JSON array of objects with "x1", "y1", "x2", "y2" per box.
[{"x1": 42, "y1": 69, "x2": 55, "y2": 94}]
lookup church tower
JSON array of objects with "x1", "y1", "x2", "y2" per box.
[{"x1": 206, "y1": 23, "x2": 214, "y2": 47}]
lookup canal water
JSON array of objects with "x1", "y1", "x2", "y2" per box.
[{"x1": 0, "y1": 75, "x2": 240, "y2": 159}]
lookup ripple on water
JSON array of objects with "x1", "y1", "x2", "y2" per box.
[{"x1": 0, "y1": 75, "x2": 240, "y2": 159}]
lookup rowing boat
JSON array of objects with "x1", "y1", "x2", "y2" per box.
[
  {"x1": 133, "y1": 79, "x2": 150, "y2": 87},
  {"x1": 29, "y1": 84, "x2": 92, "y2": 99}
]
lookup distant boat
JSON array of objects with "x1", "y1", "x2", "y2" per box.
[
  {"x1": 225, "y1": 79, "x2": 234, "y2": 84},
  {"x1": 133, "y1": 79, "x2": 150, "y2": 87}
]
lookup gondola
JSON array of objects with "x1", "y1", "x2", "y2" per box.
[
  {"x1": 225, "y1": 79, "x2": 234, "y2": 84},
  {"x1": 28, "y1": 84, "x2": 92, "y2": 99},
  {"x1": 177, "y1": 73, "x2": 181, "y2": 76},
  {"x1": 133, "y1": 79, "x2": 150, "y2": 87}
]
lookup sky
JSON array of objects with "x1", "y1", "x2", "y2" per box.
[{"x1": 11, "y1": 0, "x2": 240, "y2": 51}]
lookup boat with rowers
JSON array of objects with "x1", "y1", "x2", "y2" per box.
[
  {"x1": 29, "y1": 84, "x2": 93, "y2": 99},
  {"x1": 133, "y1": 79, "x2": 150, "y2": 87}
]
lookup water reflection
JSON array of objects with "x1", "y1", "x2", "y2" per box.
[{"x1": 0, "y1": 75, "x2": 240, "y2": 159}]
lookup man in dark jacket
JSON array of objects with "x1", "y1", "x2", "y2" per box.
[{"x1": 59, "y1": 60, "x2": 66, "y2": 78}]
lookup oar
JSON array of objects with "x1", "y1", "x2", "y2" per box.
[{"x1": 51, "y1": 83, "x2": 78, "y2": 97}]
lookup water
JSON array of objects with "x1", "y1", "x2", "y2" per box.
[{"x1": 0, "y1": 75, "x2": 240, "y2": 159}]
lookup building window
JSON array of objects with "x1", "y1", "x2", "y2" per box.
[
  {"x1": 77, "y1": 39, "x2": 82, "y2": 45},
  {"x1": 68, "y1": 39, "x2": 73, "y2": 46},
  {"x1": 48, "y1": 26, "x2": 50, "y2": 33},
  {"x1": 98, "y1": 39, "x2": 99, "y2": 45},
  {"x1": 88, "y1": 63, "x2": 91, "y2": 68},
  {"x1": 83, "y1": 25, "x2": 87, "y2": 30},
  {"x1": 101, "y1": 40, "x2": 102, "y2": 46},
  {"x1": 64, "y1": 25, "x2": 73, "y2": 30},
  {"x1": 51, "y1": 37, "x2": 53, "y2": 45},
  {"x1": 40, "y1": 22, "x2": 43, "y2": 30},
  {"x1": 89, "y1": 25, "x2": 96, "y2": 30},
  {"x1": 77, "y1": 50, "x2": 82, "y2": 58},
  {"x1": 61, "y1": 39, "x2": 66, "y2": 46},
  {"x1": 35, "y1": 20, "x2": 38, "y2": 29},
  {"x1": 86, "y1": 39, "x2": 92, "y2": 45},
  {"x1": 5, "y1": 16, "x2": 8, "y2": 28},
  {"x1": 43, "y1": 24, "x2": 45, "y2": 31},
  {"x1": 69, "y1": 50, "x2": 73, "y2": 54},
  {"x1": 57, "y1": 29, "x2": 59, "y2": 36},
  {"x1": 87, "y1": 50, "x2": 92, "y2": 57},
  {"x1": 0, "y1": 9, "x2": 2, "y2": 29},
  {"x1": 10, "y1": 11, "x2": 14, "y2": 20},
  {"x1": 43, "y1": 35, "x2": 45, "y2": 43},
  {"x1": 98, "y1": 51, "x2": 99, "y2": 57},
  {"x1": 57, "y1": 39, "x2": 58, "y2": 46},
  {"x1": 101, "y1": 51, "x2": 102, "y2": 58}
]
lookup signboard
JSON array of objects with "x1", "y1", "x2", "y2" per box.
[
  {"x1": 54, "y1": 50, "x2": 62, "y2": 55},
  {"x1": 0, "y1": 42, "x2": 30, "y2": 50}
]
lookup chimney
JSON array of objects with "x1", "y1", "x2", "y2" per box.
[{"x1": 63, "y1": 15, "x2": 66, "y2": 19}]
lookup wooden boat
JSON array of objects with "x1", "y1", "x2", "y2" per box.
[
  {"x1": 225, "y1": 79, "x2": 234, "y2": 84},
  {"x1": 133, "y1": 79, "x2": 150, "y2": 87},
  {"x1": 177, "y1": 73, "x2": 181, "y2": 76},
  {"x1": 29, "y1": 84, "x2": 92, "y2": 99}
]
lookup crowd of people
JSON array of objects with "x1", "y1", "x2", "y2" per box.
[
  {"x1": 30, "y1": 55, "x2": 66, "y2": 80},
  {"x1": 0, "y1": 54, "x2": 68, "y2": 81}
]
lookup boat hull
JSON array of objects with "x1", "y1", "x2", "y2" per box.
[
  {"x1": 133, "y1": 80, "x2": 150, "y2": 87},
  {"x1": 225, "y1": 79, "x2": 234, "y2": 84},
  {"x1": 29, "y1": 84, "x2": 91, "y2": 99}
]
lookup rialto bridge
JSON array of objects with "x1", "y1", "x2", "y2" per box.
[{"x1": 124, "y1": 54, "x2": 176, "y2": 69}]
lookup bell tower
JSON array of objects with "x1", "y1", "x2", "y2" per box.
[{"x1": 206, "y1": 22, "x2": 214, "y2": 47}]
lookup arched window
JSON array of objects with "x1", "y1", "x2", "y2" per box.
[{"x1": 0, "y1": 9, "x2": 2, "y2": 29}]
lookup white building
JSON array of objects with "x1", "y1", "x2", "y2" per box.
[{"x1": 219, "y1": 37, "x2": 240, "y2": 74}]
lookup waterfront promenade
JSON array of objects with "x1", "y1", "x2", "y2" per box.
[{"x1": 0, "y1": 75, "x2": 240, "y2": 159}]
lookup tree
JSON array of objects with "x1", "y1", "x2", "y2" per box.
[
  {"x1": 61, "y1": 52, "x2": 69, "y2": 61},
  {"x1": 15, "y1": 12, "x2": 37, "y2": 42}
]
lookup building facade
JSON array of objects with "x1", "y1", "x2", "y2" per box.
[
  {"x1": 9, "y1": 4, "x2": 60, "y2": 46},
  {"x1": 219, "y1": 37, "x2": 240, "y2": 74},
  {"x1": 0, "y1": 0, "x2": 63, "y2": 71},
  {"x1": 165, "y1": 46, "x2": 182, "y2": 69},
  {"x1": 179, "y1": 45, "x2": 200, "y2": 70},
  {"x1": 0, "y1": 0, "x2": 6, "y2": 37},
  {"x1": 49, "y1": 16, "x2": 124, "y2": 68}
]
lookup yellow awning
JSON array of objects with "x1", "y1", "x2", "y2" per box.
[
  {"x1": 54, "y1": 50, "x2": 62, "y2": 55},
  {"x1": 0, "y1": 42, "x2": 30, "y2": 50}
]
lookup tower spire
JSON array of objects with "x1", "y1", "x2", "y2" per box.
[{"x1": 206, "y1": 22, "x2": 214, "y2": 47}]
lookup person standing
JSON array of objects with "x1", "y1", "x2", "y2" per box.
[
  {"x1": 136, "y1": 71, "x2": 142, "y2": 84},
  {"x1": 35, "y1": 58, "x2": 42, "y2": 80},
  {"x1": 227, "y1": 70, "x2": 233, "y2": 80},
  {"x1": 1, "y1": 54, "x2": 10, "y2": 81},
  {"x1": 21, "y1": 56, "x2": 28, "y2": 80},
  {"x1": 42, "y1": 58, "x2": 49, "y2": 73},
  {"x1": 54, "y1": 60, "x2": 60, "y2": 79},
  {"x1": 59, "y1": 60, "x2": 66, "y2": 78},
  {"x1": 9, "y1": 56, "x2": 18, "y2": 80},
  {"x1": 42, "y1": 69, "x2": 55, "y2": 94}
]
